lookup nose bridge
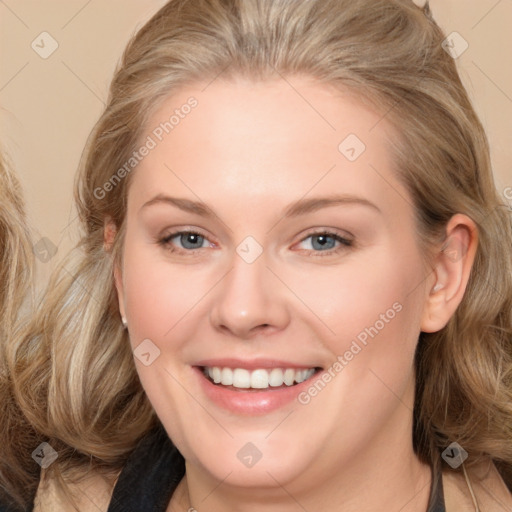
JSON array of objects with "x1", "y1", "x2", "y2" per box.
[{"x1": 209, "y1": 241, "x2": 289, "y2": 337}]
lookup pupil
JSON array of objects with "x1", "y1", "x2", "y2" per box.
[
  {"x1": 313, "y1": 235, "x2": 335, "y2": 250},
  {"x1": 182, "y1": 233, "x2": 203, "y2": 249}
]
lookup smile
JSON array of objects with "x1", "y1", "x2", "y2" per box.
[
  {"x1": 202, "y1": 366, "x2": 317, "y2": 389},
  {"x1": 193, "y1": 359, "x2": 324, "y2": 414}
]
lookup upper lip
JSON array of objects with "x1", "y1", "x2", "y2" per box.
[{"x1": 194, "y1": 358, "x2": 323, "y2": 371}]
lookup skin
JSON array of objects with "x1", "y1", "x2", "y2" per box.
[{"x1": 112, "y1": 76, "x2": 478, "y2": 512}]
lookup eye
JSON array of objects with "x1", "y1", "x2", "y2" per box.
[
  {"x1": 158, "y1": 229, "x2": 212, "y2": 254},
  {"x1": 295, "y1": 231, "x2": 353, "y2": 256}
]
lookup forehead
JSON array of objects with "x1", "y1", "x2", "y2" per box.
[{"x1": 128, "y1": 76, "x2": 411, "y2": 223}]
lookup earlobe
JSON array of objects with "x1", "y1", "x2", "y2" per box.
[{"x1": 421, "y1": 214, "x2": 478, "y2": 333}]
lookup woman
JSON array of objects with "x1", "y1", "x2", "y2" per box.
[
  {"x1": 4, "y1": 0, "x2": 512, "y2": 510},
  {"x1": 0, "y1": 151, "x2": 38, "y2": 510}
]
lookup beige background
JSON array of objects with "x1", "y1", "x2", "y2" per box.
[{"x1": 1, "y1": 0, "x2": 511, "y2": 285}]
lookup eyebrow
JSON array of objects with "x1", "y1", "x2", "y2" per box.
[
  {"x1": 141, "y1": 195, "x2": 212, "y2": 216},
  {"x1": 140, "y1": 194, "x2": 381, "y2": 218},
  {"x1": 283, "y1": 195, "x2": 381, "y2": 216}
]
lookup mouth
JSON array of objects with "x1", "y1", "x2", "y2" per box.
[
  {"x1": 199, "y1": 365, "x2": 323, "y2": 391},
  {"x1": 192, "y1": 358, "x2": 325, "y2": 414}
]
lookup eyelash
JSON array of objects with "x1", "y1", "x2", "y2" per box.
[
  {"x1": 158, "y1": 230, "x2": 212, "y2": 257},
  {"x1": 157, "y1": 229, "x2": 354, "y2": 258},
  {"x1": 296, "y1": 230, "x2": 354, "y2": 257}
]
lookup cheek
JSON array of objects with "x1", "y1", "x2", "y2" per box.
[
  {"x1": 287, "y1": 243, "x2": 425, "y2": 420},
  {"x1": 121, "y1": 242, "x2": 213, "y2": 344},
  {"x1": 119, "y1": 240, "x2": 212, "y2": 447},
  {"x1": 283, "y1": 244, "x2": 425, "y2": 350},
  {"x1": 313, "y1": 246, "x2": 425, "y2": 418}
]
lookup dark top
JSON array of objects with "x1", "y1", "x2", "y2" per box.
[
  {"x1": 107, "y1": 424, "x2": 185, "y2": 512},
  {"x1": 0, "y1": 424, "x2": 445, "y2": 511}
]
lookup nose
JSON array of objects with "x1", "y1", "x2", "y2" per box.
[{"x1": 209, "y1": 249, "x2": 290, "y2": 340}]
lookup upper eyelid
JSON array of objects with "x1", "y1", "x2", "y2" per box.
[
  {"x1": 294, "y1": 232, "x2": 353, "y2": 252},
  {"x1": 299, "y1": 227, "x2": 353, "y2": 241},
  {"x1": 161, "y1": 226, "x2": 210, "y2": 240}
]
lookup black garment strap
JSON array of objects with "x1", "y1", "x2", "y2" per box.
[
  {"x1": 107, "y1": 424, "x2": 185, "y2": 512},
  {"x1": 0, "y1": 496, "x2": 35, "y2": 512},
  {"x1": 0, "y1": 502, "x2": 30, "y2": 512},
  {"x1": 427, "y1": 459, "x2": 446, "y2": 512}
]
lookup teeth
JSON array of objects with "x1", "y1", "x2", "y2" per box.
[
  {"x1": 251, "y1": 369, "x2": 269, "y2": 389},
  {"x1": 283, "y1": 368, "x2": 295, "y2": 386},
  {"x1": 203, "y1": 366, "x2": 316, "y2": 389},
  {"x1": 212, "y1": 367, "x2": 222, "y2": 384},
  {"x1": 221, "y1": 367, "x2": 233, "y2": 385},
  {"x1": 269, "y1": 368, "x2": 284, "y2": 387},
  {"x1": 233, "y1": 368, "x2": 251, "y2": 388}
]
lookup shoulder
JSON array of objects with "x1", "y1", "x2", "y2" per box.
[
  {"x1": 33, "y1": 470, "x2": 119, "y2": 512},
  {"x1": 443, "y1": 459, "x2": 512, "y2": 511}
]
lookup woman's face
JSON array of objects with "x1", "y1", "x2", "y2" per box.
[{"x1": 115, "y1": 77, "x2": 434, "y2": 492}]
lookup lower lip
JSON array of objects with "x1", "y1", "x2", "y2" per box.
[{"x1": 193, "y1": 367, "x2": 320, "y2": 415}]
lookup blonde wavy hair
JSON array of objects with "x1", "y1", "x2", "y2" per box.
[
  {"x1": 0, "y1": 150, "x2": 38, "y2": 508},
  {"x1": 4, "y1": 0, "x2": 512, "y2": 509},
  {"x1": 0, "y1": 151, "x2": 33, "y2": 336}
]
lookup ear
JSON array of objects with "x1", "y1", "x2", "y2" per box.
[
  {"x1": 421, "y1": 213, "x2": 478, "y2": 333},
  {"x1": 104, "y1": 217, "x2": 126, "y2": 321}
]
